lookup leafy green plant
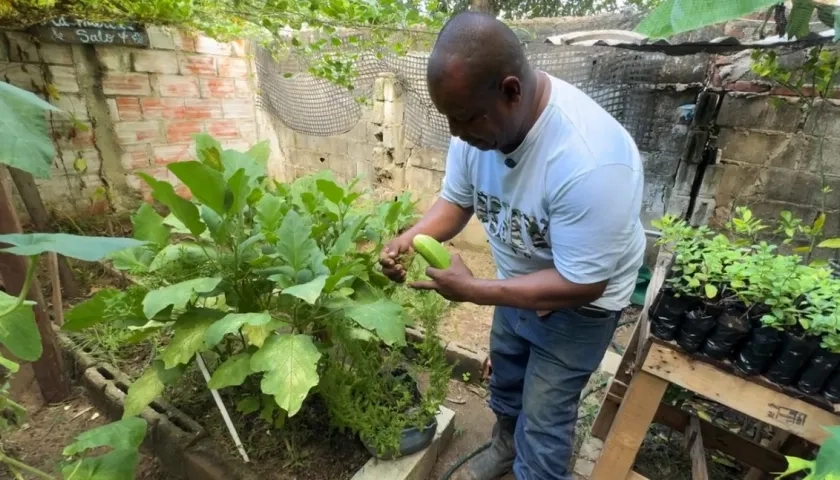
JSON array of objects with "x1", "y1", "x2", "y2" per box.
[
  {"x1": 776, "y1": 425, "x2": 840, "y2": 479},
  {"x1": 63, "y1": 133, "x2": 449, "y2": 456}
]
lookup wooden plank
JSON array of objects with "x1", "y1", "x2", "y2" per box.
[
  {"x1": 684, "y1": 417, "x2": 709, "y2": 480},
  {"x1": 591, "y1": 370, "x2": 668, "y2": 480},
  {"x1": 636, "y1": 249, "x2": 672, "y2": 366},
  {"x1": 591, "y1": 318, "x2": 641, "y2": 440},
  {"x1": 642, "y1": 342, "x2": 840, "y2": 444}
]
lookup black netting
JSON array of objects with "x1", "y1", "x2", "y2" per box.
[{"x1": 255, "y1": 39, "x2": 666, "y2": 151}]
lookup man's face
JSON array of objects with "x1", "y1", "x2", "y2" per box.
[{"x1": 428, "y1": 68, "x2": 522, "y2": 151}]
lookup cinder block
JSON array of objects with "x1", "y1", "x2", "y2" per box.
[
  {"x1": 96, "y1": 46, "x2": 132, "y2": 71},
  {"x1": 199, "y1": 77, "x2": 236, "y2": 99},
  {"x1": 132, "y1": 50, "x2": 179, "y2": 74},
  {"x1": 53, "y1": 94, "x2": 89, "y2": 120},
  {"x1": 221, "y1": 98, "x2": 254, "y2": 119},
  {"x1": 351, "y1": 406, "x2": 455, "y2": 480},
  {"x1": 146, "y1": 26, "x2": 177, "y2": 50},
  {"x1": 717, "y1": 94, "x2": 802, "y2": 133},
  {"x1": 115, "y1": 120, "x2": 164, "y2": 145},
  {"x1": 194, "y1": 36, "x2": 231, "y2": 56},
  {"x1": 166, "y1": 120, "x2": 205, "y2": 143},
  {"x1": 39, "y1": 44, "x2": 74, "y2": 65},
  {"x1": 6, "y1": 32, "x2": 39, "y2": 62},
  {"x1": 217, "y1": 57, "x2": 250, "y2": 77},
  {"x1": 48, "y1": 65, "x2": 79, "y2": 93},
  {"x1": 178, "y1": 54, "x2": 216, "y2": 76}
]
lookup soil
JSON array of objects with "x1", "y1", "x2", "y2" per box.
[
  {"x1": 0, "y1": 386, "x2": 172, "y2": 480},
  {"x1": 439, "y1": 246, "x2": 497, "y2": 351}
]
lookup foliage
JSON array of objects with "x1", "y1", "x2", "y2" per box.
[
  {"x1": 64, "y1": 133, "x2": 450, "y2": 455},
  {"x1": 636, "y1": 0, "x2": 840, "y2": 40},
  {"x1": 2, "y1": 0, "x2": 444, "y2": 89},
  {"x1": 434, "y1": 0, "x2": 662, "y2": 21},
  {"x1": 0, "y1": 82, "x2": 147, "y2": 479},
  {"x1": 776, "y1": 426, "x2": 840, "y2": 479}
]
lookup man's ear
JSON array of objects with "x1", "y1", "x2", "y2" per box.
[{"x1": 500, "y1": 76, "x2": 522, "y2": 103}]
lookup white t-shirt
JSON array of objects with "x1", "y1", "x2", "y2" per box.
[{"x1": 440, "y1": 74, "x2": 645, "y2": 311}]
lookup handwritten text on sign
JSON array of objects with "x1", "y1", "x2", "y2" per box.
[{"x1": 34, "y1": 16, "x2": 149, "y2": 47}]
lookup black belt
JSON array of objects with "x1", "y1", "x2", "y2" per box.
[{"x1": 573, "y1": 304, "x2": 619, "y2": 319}]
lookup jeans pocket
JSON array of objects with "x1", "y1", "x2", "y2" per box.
[{"x1": 537, "y1": 308, "x2": 618, "y2": 344}]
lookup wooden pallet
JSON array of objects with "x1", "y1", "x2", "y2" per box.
[{"x1": 587, "y1": 250, "x2": 840, "y2": 480}]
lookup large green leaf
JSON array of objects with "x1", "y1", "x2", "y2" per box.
[
  {"x1": 344, "y1": 299, "x2": 406, "y2": 346},
  {"x1": 131, "y1": 203, "x2": 170, "y2": 247},
  {"x1": 159, "y1": 309, "x2": 223, "y2": 369},
  {"x1": 226, "y1": 168, "x2": 251, "y2": 214},
  {"x1": 63, "y1": 288, "x2": 147, "y2": 332},
  {"x1": 256, "y1": 194, "x2": 284, "y2": 232},
  {"x1": 123, "y1": 360, "x2": 185, "y2": 418},
  {"x1": 316, "y1": 178, "x2": 345, "y2": 204},
  {"x1": 108, "y1": 247, "x2": 155, "y2": 272},
  {"x1": 204, "y1": 312, "x2": 272, "y2": 348},
  {"x1": 221, "y1": 149, "x2": 266, "y2": 183},
  {"x1": 193, "y1": 133, "x2": 223, "y2": 171},
  {"x1": 168, "y1": 161, "x2": 229, "y2": 215},
  {"x1": 0, "y1": 291, "x2": 41, "y2": 361},
  {"x1": 250, "y1": 334, "x2": 321, "y2": 416},
  {"x1": 818, "y1": 238, "x2": 840, "y2": 249},
  {"x1": 0, "y1": 82, "x2": 59, "y2": 179},
  {"x1": 137, "y1": 173, "x2": 206, "y2": 238},
  {"x1": 813, "y1": 426, "x2": 840, "y2": 478},
  {"x1": 247, "y1": 141, "x2": 271, "y2": 164},
  {"x1": 148, "y1": 242, "x2": 214, "y2": 271},
  {"x1": 0, "y1": 233, "x2": 145, "y2": 261},
  {"x1": 635, "y1": 0, "x2": 779, "y2": 38},
  {"x1": 276, "y1": 210, "x2": 323, "y2": 272},
  {"x1": 208, "y1": 352, "x2": 253, "y2": 389},
  {"x1": 63, "y1": 417, "x2": 147, "y2": 455},
  {"x1": 142, "y1": 277, "x2": 222, "y2": 319},
  {"x1": 282, "y1": 275, "x2": 328, "y2": 305},
  {"x1": 61, "y1": 449, "x2": 140, "y2": 480}
]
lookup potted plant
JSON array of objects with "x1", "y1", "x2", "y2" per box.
[{"x1": 797, "y1": 278, "x2": 840, "y2": 395}]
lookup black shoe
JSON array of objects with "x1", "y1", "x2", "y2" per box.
[{"x1": 453, "y1": 415, "x2": 516, "y2": 480}]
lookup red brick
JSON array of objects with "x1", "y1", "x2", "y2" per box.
[
  {"x1": 102, "y1": 73, "x2": 151, "y2": 96},
  {"x1": 55, "y1": 120, "x2": 95, "y2": 148},
  {"x1": 152, "y1": 143, "x2": 196, "y2": 165},
  {"x1": 178, "y1": 54, "x2": 216, "y2": 76},
  {"x1": 140, "y1": 98, "x2": 187, "y2": 120},
  {"x1": 174, "y1": 183, "x2": 193, "y2": 199},
  {"x1": 234, "y1": 79, "x2": 253, "y2": 98},
  {"x1": 121, "y1": 144, "x2": 151, "y2": 170},
  {"x1": 116, "y1": 97, "x2": 142, "y2": 121},
  {"x1": 184, "y1": 99, "x2": 223, "y2": 119},
  {"x1": 194, "y1": 36, "x2": 231, "y2": 56},
  {"x1": 166, "y1": 120, "x2": 205, "y2": 143},
  {"x1": 115, "y1": 121, "x2": 163, "y2": 145},
  {"x1": 207, "y1": 119, "x2": 240, "y2": 140},
  {"x1": 152, "y1": 74, "x2": 200, "y2": 98},
  {"x1": 217, "y1": 57, "x2": 250, "y2": 78},
  {"x1": 200, "y1": 78, "x2": 236, "y2": 98},
  {"x1": 221, "y1": 99, "x2": 254, "y2": 119}
]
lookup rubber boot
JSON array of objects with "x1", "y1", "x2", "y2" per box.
[{"x1": 453, "y1": 415, "x2": 516, "y2": 480}]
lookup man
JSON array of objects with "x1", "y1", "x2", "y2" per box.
[{"x1": 379, "y1": 11, "x2": 645, "y2": 480}]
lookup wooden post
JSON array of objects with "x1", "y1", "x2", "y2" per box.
[
  {"x1": 684, "y1": 417, "x2": 710, "y2": 480},
  {"x1": 0, "y1": 175, "x2": 70, "y2": 403},
  {"x1": 7, "y1": 166, "x2": 82, "y2": 300}
]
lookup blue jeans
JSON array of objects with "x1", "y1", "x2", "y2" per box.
[{"x1": 488, "y1": 306, "x2": 619, "y2": 480}]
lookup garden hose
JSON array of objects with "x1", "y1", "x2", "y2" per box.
[{"x1": 440, "y1": 441, "x2": 492, "y2": 480}]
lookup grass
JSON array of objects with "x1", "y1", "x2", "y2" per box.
[{"x1": 391, "y1": 254, "x2": 452, "y2": 327}]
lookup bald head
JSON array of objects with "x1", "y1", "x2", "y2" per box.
[
  {"x1": 427, "y1": 12, "x2": 530, "y2": 93},
  {"x1": 426, "y1": 12, "x2": 537, "y2": 153}
]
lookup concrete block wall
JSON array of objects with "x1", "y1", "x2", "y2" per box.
[
  {"x1": 701, "y1": 83, "x2": 840, "y2": 239},
  {"x1": 1, "y1": 26, "x2": 259, "y2": 214}
]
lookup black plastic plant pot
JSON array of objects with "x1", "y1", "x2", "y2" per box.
[
  {"x1": 362, "y1": 417, "x2": 438, "y2": 460},
  {"x1": 649, "y1": 289, "x2": 695, "y2": 341},
  {"x1": 701, "y1": 311, "x2": 750, "y2": 360},
  {"x1": 361, "y1": 367, "x2": 438, "y2": 460},
  {"x1": 764, "y1": 332, "x2": 821, "y2": 386},
  {"x1": 823, "y1": 368, "x2": 840, "y2": 402},
  {"x1": 676, "y1": 307, "x2": 719, "y2": 353},
  {"x1": 735, "y1": 326, "x2": 782, "y2": 376},
  {"x1": 796, "y1": 348, "x2": 840, "y2": 395}
]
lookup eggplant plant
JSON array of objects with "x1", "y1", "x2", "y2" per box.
[{"x1": 62, "y1": 133, "x2": 450, "y2": 457}]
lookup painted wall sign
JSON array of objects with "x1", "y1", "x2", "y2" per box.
[{"x1": 32, "y1": 16, "x2": 150, "y2": 47}]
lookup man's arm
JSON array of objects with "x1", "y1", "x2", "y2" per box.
[
  {"x1": 397, "y1": 198, "x2": 473, "y2": 244},
  {"x1": 464, "y1": 163, "x2": 642, "y2": 311}
]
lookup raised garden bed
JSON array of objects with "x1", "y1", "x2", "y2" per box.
[
  {"x1": 52, "y1": 137, "x2": 464, "y2": 480},
  {"x1": 647, "y1": 210, "x2": 840, "y2": 409}
]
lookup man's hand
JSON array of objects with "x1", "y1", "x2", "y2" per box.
[
  {"x1": 409, "y1": 254, "x2": 476, "y2": 302},
  {"x1": 379, "y1": 236, "x2": 414, "y2": 283}
]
